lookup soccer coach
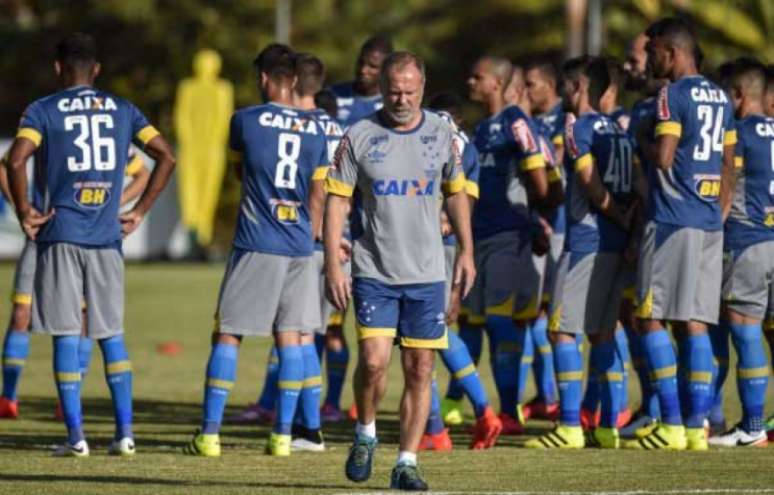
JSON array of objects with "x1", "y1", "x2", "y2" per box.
[{"x1": 323, "y1": 51, "x2": 475, "y2": 491}]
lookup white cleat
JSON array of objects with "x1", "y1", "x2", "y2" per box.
[
  {"x1": 52, "y1": 439, "x2": 90, "y2": 457},
  {"x1": 108, "y1": 437, "x2": 136, "y2": 456},
  {"x1": 290, "y1": 437, "x2": 326, "y2": 452},
  {"x1": 708, "y1": 425, "x2": 768, "y2": 448}
]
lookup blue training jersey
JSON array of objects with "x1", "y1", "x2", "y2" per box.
[
  {"x1": 472, "y1": 105, "x2": 545, "y2": 240},
  {"x1": 229, "y1": 102, "x2": 329, "y2": 256},
  {"x1": 608, "y1": 106, "x2": 631, "y2": 132},
  {"x1": 443, "y1": 124, "x2": 481, "y2": 246},
  {"x1": 537, "y1": 123, "x2": 566, "y2": 237},
  {"x1": 309, "y1": 108, "x2": 346, "y2": 252},
  {"x1": 564, "y1": 111, "x2": 635, "y2": 253},
  {"x1": 628, "y1": 96, "x2": 657, "y2": 171},
  {"x1": 725, "y1": 114, "x2": 774, "y2": 251},
  {"x1": 329, "y1": 81, "x2": 383, "y2": 129},
  {"x1": 16, "y1": 85, "x2": 158, "y2": 247},
  {"x1": 535, "y1": 102, "x2": 566, "y2": 150},
  {"x1": 650, "y1": 75, "x2": 736, "y2": 231}
]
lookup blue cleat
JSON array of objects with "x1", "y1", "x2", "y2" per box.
[{"x1": 345, "y1": 434, "x2": 377, "y2": 483}]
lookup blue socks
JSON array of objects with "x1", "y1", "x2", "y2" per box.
[
  {"x1": 627, "y1": 327, "x2": 659, "y2": 418},
  {"x1": 313, "y1": 333, "x2": 325, "y2": 359},
  {"x1": 709, "y1": 323, "x2": 729, "y2": 426},
  {"x1": 439, "y1": 330, "x2": 489, "y2": 417},
  {"x1": 53, "y1": 336, "x2": 84, "y2": 444},
  {"x1": 202, "y1": 342, "x2": 238, "y2": 434},
  {"x1": 642, "y1": 329, "x2": 681, "y2": 426},
  {"x1": 447, "y1": 322, "x2": 484, "y2": 401},
  {"x1": 554, "y1": 340, "x2": 583, "y2": 426},
  {"x1": 257, "y1": 346, "x2": 279, "y2": 411},
  {"x1": 730, "y1": 323, "x2": 769, "y2": 433},
  {"x1": 275, "y1": 345, "x2": 303, "y2": 435},
  {"x1": 680, "y1": 333, "x2": 713, "y2": 428},
  {"x1": 592, "y1": 341, "x2": 624, "y2": 428},
  {"x1": 78, "y1": 337, "x2": 93, "y2": 377},
  {"x1": 324, "y1": 343, "x2": 348, "y2": 409},
  {"x1": 488, "y1": 315, "x2": 519, "y2": 416},
  {"x1": 99, "y1": 335, "x2": 133, "y2": 440},
  {"x1": 2, "y1": 330, "x2": 29, "y2": 400},
  {"x1": 300, "y1": 343, "x2": 322, "y2": 431},
  {"x1": 531, "y1": 317, "x2": 557, "y2": 405},
  {"x1": 614, "y1": 327, "x2": 630, "y2": 413},
  {"x1": 515, "y1": 324, "x2": 534, "y2": 407},
  {"x1": 426, "y1": 378, "x2": 446, "y2": 435},
  {"x1": 581, "y1": 356, "x2": 600, "y2": 415}
]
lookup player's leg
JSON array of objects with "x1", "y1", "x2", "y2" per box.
[
  {"x1": 322, "y1": 322, "x2": 348, "y2": 421},
  {"x1": 345, "y1": 277, "x2": 397, "y2": 483},
  {"x1": 708, "y1": 322, "x2": 729, "y2": 434},
  {"x1": 1, "y1": 240, "x2": 36, "y2": 418}
]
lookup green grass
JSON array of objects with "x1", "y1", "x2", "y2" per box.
[{"x1": 0, "y1": 262, "x2": 773, "y2": 494}]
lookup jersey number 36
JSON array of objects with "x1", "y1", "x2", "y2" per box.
[{"x1": 64, "y1": 114, "x2": 116, "y2": 172}]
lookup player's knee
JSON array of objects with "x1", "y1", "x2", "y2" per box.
[
  {"x1": 402, "y1": 350, "x2": 434, "y2": 385},
  {"x1": 549, "y1": 331, "x2": 575, "y2": 346},
  {"x1": 10, "y1": 304, "x2": 32, "y2": 330},
  {"x1": 212, "y1": 332, "x2": 241, "y2": 346},
  {"x1": 359, "y1": 353, "x2": 389, "y2": 382}
]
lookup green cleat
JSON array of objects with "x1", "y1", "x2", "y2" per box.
[
  {"x1": 440, "y1": 398, "x2": 464, "y2": 426},
  {"x1": 183, "y1": 431, "x2": 221, "y2": 457},
  {"x1": 686, "y1": 427, "x2": 708, "y2": 451},
  {"x1": 265, "y1": 432, "x2": 291, "y2": 456},
  {"x1": 624, "y1": 424, "x2": 686, "y2": 450},
  {"x1": 587, "y1": 427, "x2": 619, "y2": 449},
  {"x1": 524, "y1": 425, "x2": 584, "y2": 449},
  {"x1": 390, "y1": 463, "x2": 429, "y2": 491}
]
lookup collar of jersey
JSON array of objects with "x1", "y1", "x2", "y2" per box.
[{"x1": 377, "y1": 109, "x2": 426, "y2": 135}]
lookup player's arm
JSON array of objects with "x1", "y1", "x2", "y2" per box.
[
  {"x1": 443, "y1": 143, "x2": 475, "y2": 298},
  {"x1": 544, "y1": 163, "x2": 564, "y2": 209},
  {"x1": 120, "y1": 155, "x2": 150, "y2": 206},
  {"x1": 719, "y1": 133, "x2": 738, "y2": 221},
  {"x1": 576, "y1": 154, "x2": 630, "y2": 230},
  {"x1": 0, "y1": 154, "x2": 13, "y2": 208},
  {"x1": 7, "y1": 136, "x2": 53, "y2": 239},
  {"x1": 624, "y1": 157, "x2": 648, "y2": 265},
  {"x1": 309, "y1": 166, "x2": 328, "y2": 242},
  {"x1": 653, "y1": 85, "x2": 681, "y2": 171}
]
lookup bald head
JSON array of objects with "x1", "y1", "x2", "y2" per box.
[{"x1": 468, "y1": 55, "x2": 513, "y2": 107}]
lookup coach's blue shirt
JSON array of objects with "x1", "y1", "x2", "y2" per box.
[
  {"x1": 17, "y1": 85, "x2": 158, "y2": 247},
  {"x1": 229, "y1": 102, "x2": 329, "y2": 257}
]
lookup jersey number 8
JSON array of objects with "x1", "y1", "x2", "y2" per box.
[
  {"x1": 275, "y1": 132, "x2": 300, "y2": 189},
  {"x1": 64, "y1": 114, "x2": 116, "y2": 172}
]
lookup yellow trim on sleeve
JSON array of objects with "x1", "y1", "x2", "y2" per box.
[
  {"x1": 106, "y1": 360, "x2": 132, "y2": 375},
  {"x1": 325, "y1": 176, "x2": 355, "y2": 197},
  {"x1": 655, "y1": 121, "x2": 682, "y2": 138},
  {"x1": 124, "y1": 155, "x2": 144, "y2": 176},
  {"x1": 312, "y1": 166, "x2": 330, "y2": 181},
  {"x1": 521, "y1": 153, "x2": 546, "y2": 171},
  {"x1": 547, "y1": 167, "x2": 562, "y2": 183},
  {"x1": 574, "y1": 153, "x2": 593, "y2": 172},
  {"x1": 734, "y1": 157, "x2": 744, "y2": 169},
  {"x1": 207, "y1": 378, "x2": 234, "y2": 390},
  {"x1": 464, "y1": 180, "x2": 480, "y2": 199},
  {"x1": 136, "y1": 125, "x2": 160, "y2": 145},
  {"x1": 442, "y1": 171, "x2": 466, "y2": 195},
  {"x1": 11, "y1": 293, "x2": 32, "y2": 305},
  {"x1": 356, "y1": 326, "x2": 397, "y2": 340},
  {"x1": 552, "y1": 134, "x2": 564, "y2": 147},
  {"x1": 228, "y1": 149, "x2": 243, "y2": 162},
  {"x1": 400, "y1": 330, "x2": 449, "y2": 350},
  {"x1": 56, "y1": 372, "x2": 81, "y2": 383},
  {"x1": 16, "y1": 127, "x2": 42, "y2": 147},
  {"x1": 723, "y1": 129, "x2": 737, "y2": 146},
  {"x1": 278, "y1": 380, "x2": 303, "y2": 390}
]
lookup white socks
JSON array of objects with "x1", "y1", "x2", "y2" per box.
[
  {"x1": 355, "y1": 421, "x2": 376, "y2": 439},
  {"x1": 396, "y1": 450, "x2": 417, "y2": 466}
]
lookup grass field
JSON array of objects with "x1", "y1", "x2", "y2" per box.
[{"x1": 0, "y1": 262, "x2": 773, "y2": 495}]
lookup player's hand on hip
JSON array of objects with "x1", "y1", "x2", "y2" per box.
[
  {"x1": 120, "y1": 209, "x2": 145, "y2": 237},
  {"x1": 19, "y1": 207, "x2": 55, "y2": 240},
  {"x1": 453, "y1": 250, "x2": 476, "y2": 299},
  {"x1": 326, "y1": 266, "x2": 351, "y2": 311},
  {"x1": 339, "y1": 238, "x2": 352, "y2": 263}
]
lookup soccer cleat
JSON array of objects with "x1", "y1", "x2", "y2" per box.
[
  {"x1": 634, "y1": 419, "x2": 659, "y2": 439},
  {"x1": 390, "y1": 463, "x2": 429, "y2": 491},
  {"x1": 418, "y1": 428, "x2": 453, "y2": 451},
  {"x1": 521, "y1": 398, "x2": 559, "y2": 422},
  {"x1": 498, "y1": 412, "x2": 524, "y2": 435},
  {"x1": 708, "y1": 424, "x2": 768, "y2": 448},
  {"x1": 320, "y1": 403, "x2": 344, "y2": 423},
  {"x1": 580, "y1": 407, "x2": 600, "y2": 431},
  {"x1": 685, "y1": 427, "x2": 708, "y2": 451},
  {"x1": 52, "y1": 439, "x2": 89, "y2": 457},
  {"x1": 616, "y1": 408, "x2": 632, "y2": 429},
  {"x1": 708, "y1": 418, "x2": 727, "y2": 437},
  {"x1": 766, "y1": 415, "x2": 774, "y2": 442},
  {"x1": 227, "y1": 402, "x2": 274, "y2": 425},
  {"x1": 348, "y1": 403, "x2": 358, "y2": 421},
  {"x1": 345, "y1": 434, "x2": 377, "y2": 483},
  {"x1": 0, "y1": 397, "x2": 19, "y2": 419},
  {"x1": 524, "y1": 425, "x2": 584, "y2": 449},
  {"x1": 620, "y1": 413, "x2": 656, "y2": 439},
  {"x1": 624, "y1": 424, "x2": 686, "y2": 450},
  {"x1": 586, "y1": 427, "x2": 620, "y2": 449},
  {"x1": 265, "y1": 432, "x2": 291, "y2": 456},
  {"x1": 108, "y1": 437, "x2": 136, "y2": 456},
  {"x1": 291, "y1": 428, "x2": 325, "y2": 452},
  {"x1": 183, "y1": 431, "x2": 221, "y2": 457},
  {"x1": 440, "y1": 397, "x2": 464, "y2": 426},
  {"x1": 470, "y1": 406, "x2": 502, "y2": 450}
]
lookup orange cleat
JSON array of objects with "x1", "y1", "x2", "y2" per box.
[
  {"x1": 419, "y1": 428, "x2": 453, "y2": 451},
  {"x1": 348, "y1": 403, "x2": 358, "y2": 421},
  {"x1": 521, "y1": 399, "x2": 559, "y2": 422},
  {"x1": 580, "y1": 407, "x2": 600, "y2": 432},
  {"x1": 616, "y1": 408, "x2": 632, "y2": 429},
  {"x1": 470, "y1": 407, "x2": 502, "y2": 449},
  {"x1": 0, "y1": 397, "x2": 19, "y2": 419},
  {"x1": 54, "y1": 400, "x2": 64, "y2": 421},
  {"x1": 498, "y1": 412, "x2": 524, "y2": 435}
]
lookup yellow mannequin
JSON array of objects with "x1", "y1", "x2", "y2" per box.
[{"x1": 174, "y1": 49, "x2": 233, "y2": 247}]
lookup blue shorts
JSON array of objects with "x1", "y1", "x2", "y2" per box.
[{"x1": 352, "y1": 277, "x2": 448, "y2": 349}]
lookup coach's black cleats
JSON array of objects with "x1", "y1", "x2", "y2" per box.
[
  {"x1": 389, "y1": 463, "x2": 428, "y2": 491},
  {"x1": 345, "y1": 434, "x2": 377, "y2": 482}
]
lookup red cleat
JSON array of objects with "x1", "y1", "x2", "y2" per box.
[
  {"x1": 580, "y1": 407, "x2": 600, "y2": 431},
  {"x1": 419, "y1": 428, "x2": 453, "y2": 451},
  {"x1": 521, "y1": 398, "x2": 559, "y2": 422},
  {"x1": 348, "y1": 403, "x2": 358, "y2": 421},
  {"x1": 320, "y1": 403, "x2": 344, "y2": 423},
  {"x1": 0, "y1": 397, "x2": 19, "y2": 419},
  {"x1": 498, "y1": 412, "x2": 524, "y2": 435},
  {"x1": 54, "y1": 400, "x2": 64, "y2": 421},
  {"x1": 470, "y1": 406, "x2": 502, "y2": 449},
  {"x1": 616, "y1": 408, "x2": 632, "y2": 429}
]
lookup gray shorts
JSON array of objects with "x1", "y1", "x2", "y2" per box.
[
  {"x1": 32, "y1": 242, "x2": 124, "y2": 339},
  {"x1": 216, "y1": 249, "x2": 321, "y2": 336},
  {"x1": 549, "y1": 251, "x2": 627, "y2": 335},
  {"x1": 313, "y1": 250, "x2": 350, "y2": 334},
  {"x1": 12, "y1": 239, "x2": 36, "y2": 305},
  {"x1": 541, "y1": 233, "x2": 564, "y2": 306},
  {"x1": 464, "y1": 230, "x2": 545, "y2": 320},
  {"x1": 635, "y1": 222, "x2": 722, "y2": 324},
  {"x1": 722, "y1": 240, "x2": 774, "y2": 320}
]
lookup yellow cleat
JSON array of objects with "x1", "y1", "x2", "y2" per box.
[
  {"x1": 686, "y1": 427, "x2": 708, "y2": 451},
  {"x1": 440, "y1": 398, "x2": 464, "y2": 426},
  {"x1": 587, "y1": 427, "x2": 619, "y2": 449},
  {"x1": 265, "y1": 432, "x2": 291, "y2": 456},
  {"x1": 184, "y1": 432, "x2": 221, "y2": 457},
  {"x1": 525, "y1": 425, "x2": 584, "y2": 449},
  {"x1": 634, "y1": 419, "x2": 659, "y2": 439},
  {"x1": 624, "y1": 424, "x2": 686, "y2": 451}
]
